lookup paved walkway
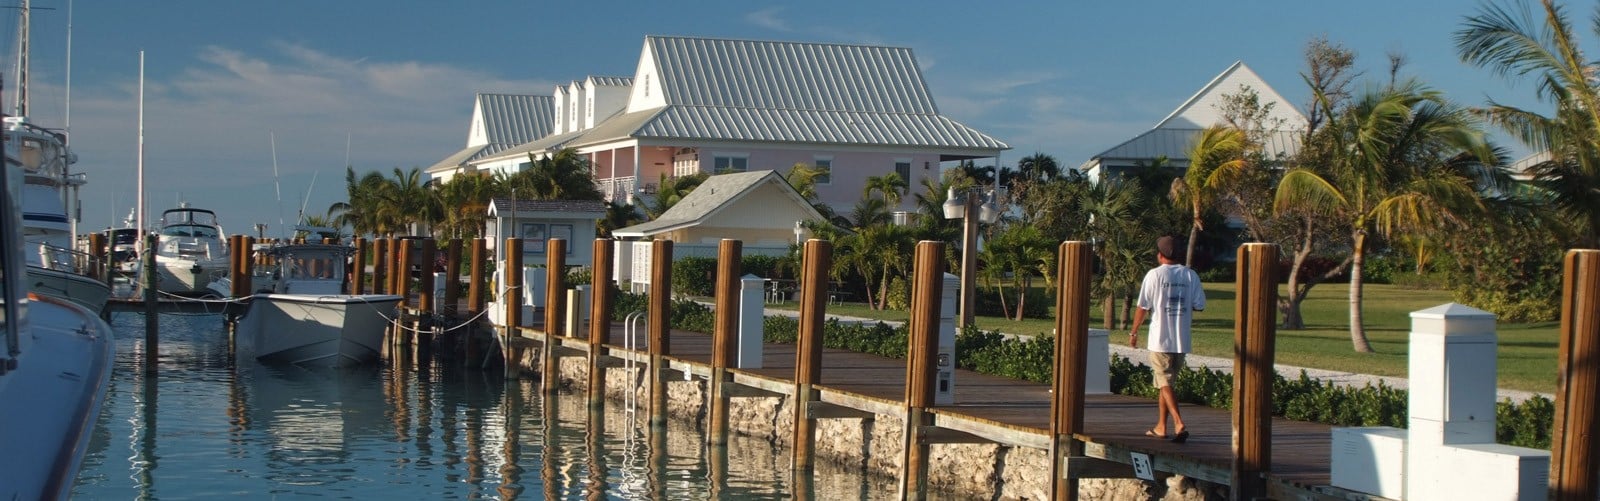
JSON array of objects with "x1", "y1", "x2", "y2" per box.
[{"x1": 747, "y1": 304, "x2": 1550, "y2": 403}]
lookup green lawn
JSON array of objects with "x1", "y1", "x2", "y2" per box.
[{"x1": 767, "y1": 283, "x2": 1561, "y2": 394}]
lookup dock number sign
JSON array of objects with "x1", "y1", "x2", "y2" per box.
[{"x1": 1129, "y1": 452, "x2": 1155, "y2": 481}]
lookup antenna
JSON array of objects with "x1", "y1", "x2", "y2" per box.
[
  {"x1": 298, "y1": 170, "x2": 318, "y2": 223},
  {"x1": 271, "y1": 132, "x2": 284, "y2": 238}
]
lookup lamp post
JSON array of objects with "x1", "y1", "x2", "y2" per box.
[{"x1": 943, "y1": 187, "x2": 997, "y2": 330}]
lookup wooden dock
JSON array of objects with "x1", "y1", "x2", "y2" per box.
[{"x1": 514, "y1": 320, "x2": 1342, "y2": 499}]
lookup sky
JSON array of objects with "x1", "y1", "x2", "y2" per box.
[{"x1": 0, "y1": 1, "x2": 1555, "y2": 236}]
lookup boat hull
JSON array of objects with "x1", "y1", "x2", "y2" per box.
[
  {"x1": 152, "y1": 257, "x2": 229, "y2": 295},
  {"x1": 26, "y1": 265, "x2": 111, "y2": 314},
  {"x1": 235, "y1": 293, "x2": 402, "y2": 367},
  {"x1": 0, "y1": 294, "x2": 115, "y2": 500}
]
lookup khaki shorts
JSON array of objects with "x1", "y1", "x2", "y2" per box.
[{"x1": 1149, "y1": 352, "x2": 1185, "y2": 388}]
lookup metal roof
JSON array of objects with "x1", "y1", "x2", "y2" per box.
[
  {"x1": 477, "y1": 94, "x2": 555, "y2": 145},
  {"x1": 1090, "y1": 128, "x2": 1302, "y2": 165},
  {"x1": 587, "y1": 76, "x2": 633, "y2": 87},
  {"x1": 612, "y1": 170, "x2": 823, "y2": 237},
  {"x1": 646, "y1": 36, "x2": 937, "y2": 113},
  {"x1": 475, "y1": 129, "x2": 591, "y2": 165},
  {"x1": 426, "y1": 143, "x2": 517, "y2": 173},
  {"x1": 488, "y1": 198, "x2": 607, "y2": 215},
  {"x1": 626, "y1": 106, "x2": 1006, "y2": 150}
]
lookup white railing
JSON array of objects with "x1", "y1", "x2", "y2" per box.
[{"x1": 597, "y1": 177, "x2": 637, "y2": 203}]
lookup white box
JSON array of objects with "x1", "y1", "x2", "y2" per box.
[
  {"x1": 1331, "y1": 427, "x2": 1407, "y2": 499},
  {"x1": 1411, "y1": 443, "x2": 1549, "y2": 501}
]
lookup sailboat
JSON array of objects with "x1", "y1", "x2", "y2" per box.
[{"x1": 11, "y1": 0, "x2": 110, "y2": 313}]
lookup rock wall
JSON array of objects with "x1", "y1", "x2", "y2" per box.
[{"x1": 533, "y1": 348, "x2": 1221, "y2": 500}]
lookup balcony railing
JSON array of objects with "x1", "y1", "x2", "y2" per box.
[{"x1": 597, "y1": 177, "x2": 636, "y2": 203}]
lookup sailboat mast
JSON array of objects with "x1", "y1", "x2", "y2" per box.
[
  {"x1": 135, "y1": 51, "x2": 144, "y2": 241},
  {"x1": 11, "y1": 0, "x2": 26, "y2": 118}
]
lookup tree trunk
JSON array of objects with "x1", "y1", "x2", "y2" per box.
[
  {"x1": 1103, "y1": 293, "x2": 1115, "y2": 330},
  {"x1": 997, "y1": 280, "x2": 1011, "y2": 320},
  {"x1": 1349, "y1": 231, "x2": 1374, "y2": 352},
  {"x1": 1280, "y1": 220, "x2": 1315, "y2": 330},
  {"x1": 1119, "y1": 292, "x2": 1135, "y2": 329},
  {"x1": 1014, "y1": 274, "x2": 1027, "y2": 322},
  {"x1": 876, "y1": 273, "x2": 890, "y2": 310},
  {"x1": 1186, "y1": 211, "x2": 1201, "y2": 267}
]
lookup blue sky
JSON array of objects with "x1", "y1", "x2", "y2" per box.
[{"x1": 2, "y1": 1, "x2": 1551, "y2": 234}]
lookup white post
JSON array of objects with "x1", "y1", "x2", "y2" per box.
[
  {"x1": 1408, "y1": 303, "x2": 1498, "y2": 447},
  {"x1": 1405, "y1": 302, "x2": 1548, "y2": 501},
  {"x1": 613, "y1": 240, "x2": 632, "y2": 285},
  {"x1": 566, "y1": 289, "x2": 582, "y2": 338},
  {"x1": 1087, "y1": 328, "x2": 1110, "y2": 393},
  {"x1": 432, "y1": 271, "x2": 448, "y2": 315},
  {"x1": 738, "y1": 274, "x2": 764, "y2": 369},
  {"x1": 522, "y1": 267, "x2": 546, "y2": 327},
  {"x1": 575, "y1": 284, "x2": 591, "y2": 326},
  {"x1": 936, "y1": 272, "x2": 958, "y2": 405}
]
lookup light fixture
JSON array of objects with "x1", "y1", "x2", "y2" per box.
[
  {"x1": 942, "y1": 188, "x2": 965, "y2": 219},
  {"x1": 794, "y1": 220, "x2": 805, "y2": 245},
  {"x1": 978, "y1": 190, "x2": 998, "y2": 224}
]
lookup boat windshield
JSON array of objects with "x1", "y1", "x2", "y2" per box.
[
  {"x1": 110, "y1": 229, "x2": 139, "y2": 245},
  {"x1": 160, "y1": 224, "x2": 217, "y2": 239},
  {"x1": 285, "y1": 254, "x2": 344, "y2": 281}
]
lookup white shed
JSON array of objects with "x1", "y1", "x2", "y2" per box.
[{"x1": 485, "y1": 199, "x2": 607, "y2": 267}]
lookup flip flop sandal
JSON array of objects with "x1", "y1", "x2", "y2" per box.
[
  {"x1": 1171, "y1": 430, "x2": 1190, "y2": 443},
  {"x1": 1144, "y1": 429, "x2": 1167, "y2": 439}
]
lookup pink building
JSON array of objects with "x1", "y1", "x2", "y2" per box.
[{"x1": 429, "y1": 36, "x2": 1009, "y2": 214}]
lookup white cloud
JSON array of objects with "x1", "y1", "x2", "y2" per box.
[
  {"x1": 63, "y1": 43, "x2": 555, "y2": 232},
  {"x1": 745, "y1": 7, "x2": 791, "y2": 32}
]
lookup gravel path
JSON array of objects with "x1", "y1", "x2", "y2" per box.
[{"x1": 748, "y1": 305, "x2": 1550, "y2": 403}]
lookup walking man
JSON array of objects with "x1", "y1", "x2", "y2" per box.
[{"x1": 1127, "y1": 235, "x2": 1205, "y2": 443}]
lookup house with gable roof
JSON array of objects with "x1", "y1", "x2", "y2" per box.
[
  {"x1": 612, "y1": 170, "x2": 824, "y2": 256},
  {"x1": 435, "y1": 35, "x2": 1010, "y2": 214},
  {"x1": 426, "y1": 93, "x2": 556, "y2": 183},
  {"x1": 1079, "y1": 61, "x2": 1307, "y2": 181}
]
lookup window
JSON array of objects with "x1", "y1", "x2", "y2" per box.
[
  {"x1": 895, "y1": 159, "x2": 911, "y2": 182},
  {"x1": 814, "y1": 156, "x2": 832, "y2": 185},
  {"x1": 713, "y1": 154, "x2": 748, "y2": 173}
]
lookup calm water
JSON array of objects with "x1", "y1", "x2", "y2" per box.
[{"x1": 71, "y1": 313, "x2": 905, "y2": 499}]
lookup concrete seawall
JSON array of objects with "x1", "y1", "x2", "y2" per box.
[{"x1": 527, "y1": 355, "x2": 1219, "y2": 500}]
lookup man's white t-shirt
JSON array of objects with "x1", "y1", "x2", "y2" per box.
[{"x1": 1137, "y1": 263, "x2": 1205, "y2": 354}]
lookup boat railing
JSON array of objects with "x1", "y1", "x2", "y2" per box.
[{"x1": 28, "y1": 241, "x2": 105, "y2": 278}]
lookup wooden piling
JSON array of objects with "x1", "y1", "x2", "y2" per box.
[
  {"x1": 239, "y1": 237, "x2": 254, "y2": 295},
  {"x1": 468, "y1": 238, "x2": 486, "y2": 317},
  {"x1": 396, "y1": 239, "x2": 413, "y2": 309},
  {"x1": 900, "y1": 240, "x2": 944, "y2": 500},
  {"x1": 467, "y1": 238, "x2": 487, "y2": 366},
  {"x1": 1050, "y1": 241, "x2": 1093, "y2": 500},
  {"x1": 792, "y1": 239, "x2": 832, "y2": 471},
  {"x1": 143, "y1": 233, "x2": 159, "y2": 369},
  {"x1": 542, "y1": 238, "x2": 568, "y2": 393},
  {"x1": 504, "y1": 238, "x2": 524, "y2": 379},
  {"x1": 352, "y1": 237, "x2": 368, "y2": 295},
  {"x1": 373, "y1": 238, "x2": 389, "y2": 295},
  {"x1": 709, "y1": 239, "x2": 742, "y2": 447},
  {"x1": 1231, "y1": 242, "x2": 1278, "y2": 501},
  {"x1": 87, "y1": 233, "x2": 107, "y2": 285},
  {"x1": 444, "y1": 238, "x2": 462, "y2": 318},
  {"x1": 587, "y1": 239, "x2": 614, "y2": 408},
  {"x1": 1552, "y1": 249, "x2": 1600, "y2": 501},
  {"x1": 227, "y1": 235, "x2": 245, "y2": 298},
  {"x1": 416, "y1": 238, "x2": 437, "y2": 352},
  {"x1": 647, "y1": 239, "x2": 673, "y2": 427}
]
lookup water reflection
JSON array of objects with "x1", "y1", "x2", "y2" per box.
[{"x1": 74, "y1": 313, "x2": 911, "y2": 499}]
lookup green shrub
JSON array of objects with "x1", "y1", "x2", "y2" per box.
[
  {"x1": 743, "y1": 255, "x2": 784, "y2": 280},
  {"x1": 608, "y1": 294, "x2": 1554, "y2": 449},
  {"x1": 975, "y1": 286, "x2": 1053, "y2": 319},
  {"x1": 885, "y1": 276, "x2": 911, "y2": 311},
  {"x1": 672, "y1": 257, "x2": 718, "y2": 296}
]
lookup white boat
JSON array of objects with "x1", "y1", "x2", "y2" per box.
[
  {"x1": 9, "y1": 0, "x2": 111, "y2": 314},
  {"x1": 149, "y1": 205, "x2": 230, "y2": 295},
  {"x1": 233, "y1": 244, "x2": 400, "y2": 367},
  {"x1": 0, "y1": 109, "x2": 116, "y2": 500}
]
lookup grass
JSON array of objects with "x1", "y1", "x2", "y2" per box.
[{"x1": 766, "y1": 283, "x2": 1561, "y2": 394}]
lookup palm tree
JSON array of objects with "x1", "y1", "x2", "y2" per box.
[
  {"x1": 597, "y1": 201, "x2": 643, "y2": 238},
  {"x1": 1170, "y1": 126, "x2": 1247, "y2": 266},
  {"x1": 980, "y1": 223, "x2": 1053, "y2": 321},
  {"x1": 862, "y1": 172, "x2": 908, "y2": 207},
  {"x1": 641, "y1": 171, "x2": 709, "y2": 219},
  {"x1": 502, "y1": 149, "x2": 604, "y2": 201},
  {"x1": 1016, "y1": 153, "x2": 1061, "y2": 184},
  {"x1": 1275, "y1": 81, "x2": 1495, "y2": 352},
  {"x1": 434, "y1": 173, "x2": 498, "y2": 238},
  {"x1": 1456, "y1": 0, "x2": 1600, "y2": 247}
]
